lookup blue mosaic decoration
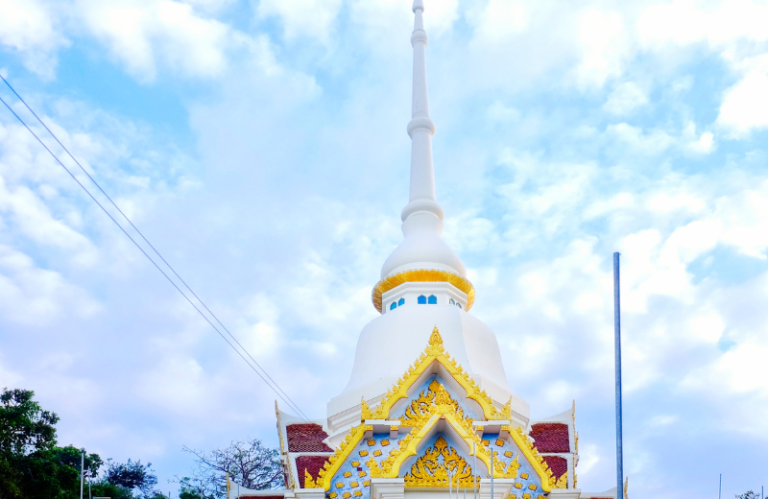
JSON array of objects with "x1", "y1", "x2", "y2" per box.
[
  {"x1": 481, "y1": 433, "x2": 544, "y2": 499},
  {"x1": 327, "y1": 432, "x2": 397, "y2": 499}
]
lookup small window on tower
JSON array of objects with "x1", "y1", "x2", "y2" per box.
[
  {"x1": 398, "y1": 298, "x2": 405, "y2": 306},
  {"x1": 449, "y1": 298, "x2": 455, "y2": 305},
  {"x1": 418, "y1": 295, "x2": 427, "y2": 304},
  {"x1": 390, "y1": 302, "x2": 397, "y2": 310},
  {"x1": 457, "y1": 303, "x2": 462, "y2": 309},
  {"x1": 428, "y1": 295, "x2": 437, "y2": 304}
]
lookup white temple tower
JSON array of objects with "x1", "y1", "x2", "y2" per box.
[{"x1": 246, "y1": 3, "x2": 622, "y2": 499}]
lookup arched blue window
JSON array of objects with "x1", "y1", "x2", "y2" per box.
[
  {"x1": 398, "y1": 298, "x2": 405, "y2": 306},
  {"x1": 418, "y1": 295, "x2": 427, "y2": 304},
  {"x1": 457, "y1": 303, "x2": 462, "y2": 309},
  {"x1": 449, "y1": 298, "x2": 455, "y2": 305},
  {"x1": 390, "y1": 302, "x2": 397, "y2": 310},
  {"x1": 428, "y1": 295, "x2": 437, "y2": 304}
]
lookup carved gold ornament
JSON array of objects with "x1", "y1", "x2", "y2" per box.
[
  {"x1": 403, "y1": 436, "x2": 479, "y2": 487},
  {"x1": 401, "y1": 380, "x2": 470, "y2": 427},
  {"x1": 362, "y1": 328, "x2": 502, "y2": 422},
  {"x1": 317, "y1": 328, "x2": 554, "y2": 492},
  {"x1": 554, "y1": 472, "x2": 568, "y2": 489},
  {"x1": 372, "y1": 269, "x2": 475, "y2": 313},
  {"x1": 303, "y1": 470, "x2": 317, "y2": 488}
]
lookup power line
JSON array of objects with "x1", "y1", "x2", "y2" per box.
[{"x1": 0, "y1": 78, "x2": 310, "y2": 422}]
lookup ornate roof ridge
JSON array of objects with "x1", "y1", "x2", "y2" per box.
[{"x1": 315, "y1": 327, "x2": 557, "y2": 492}]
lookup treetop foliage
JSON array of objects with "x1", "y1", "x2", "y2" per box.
[{"x1": 0, "y1": 388, "x2": 59, "y2": 455}]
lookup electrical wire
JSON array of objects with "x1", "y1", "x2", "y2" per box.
[{"x1": 0, "y1": 78, "x2": 311, "y2": 422}]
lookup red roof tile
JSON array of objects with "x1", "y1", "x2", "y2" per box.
[
  {"x1": 296, "y1": 455, "x2": 330, "y2": 488},
  {"x1": 542, "y1": 455, "x2": 568, "y2": 480},
  {"x1": 286, "y1": 424, "x2": 333, "y2": 452},
  {"x1": 529, "y1": 423, "x2": 570, "y2": 453}
]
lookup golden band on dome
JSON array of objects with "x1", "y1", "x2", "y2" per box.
[{"x1": 372, "y1": 269, "x2": 475, "y2": 313}]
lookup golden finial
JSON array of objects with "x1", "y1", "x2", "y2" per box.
[
  {"x1": 624, "y1": 477, "x2": 629, "y2": 499},
  {"x1": 571, "y1": 400, "x2": 575, "y2": 423},
  {"x1": 429, "y1": 326, "x2": 443, "y2": 346}
]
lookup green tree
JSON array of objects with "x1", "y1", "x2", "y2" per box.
[
  {"x1": 736, "y1": 492, "x2": 760, "y2": 499},
  {"x1": 0, "y1": 389, "x2": 58, "y2": 455},
  {"x1": 1, "y1": 388, "x2": 62, "y2": 499},
  {"x1": 105, "y1": 459, "x2": 160, "y2": 498},
  {"x1": 88, "y1": 481, "x2": 134, "y2": 499},
  {"x1": 0, "y1": 388, "x2": 102, "y2": 499}
]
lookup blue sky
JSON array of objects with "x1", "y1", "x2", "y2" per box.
[{"x1": 1, "y1": 0, "x2": 768, "y2": 497}]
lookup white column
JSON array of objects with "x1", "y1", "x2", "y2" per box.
[
  {"x1": 478, "y1": 479, "x2": 513, "y2": 499},
  {"x1": 549, "y1": 490, "x2": 582, "y2": 499},
  {"x1": 295, "y1": 489, "x2": 326, "y2": 499},
  {"x1": 371, "y1": 478, "x2": 405, "y2": 499}
]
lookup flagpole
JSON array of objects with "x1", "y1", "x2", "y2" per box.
[
  {"x1": 80, "y1": 451, "x2": 84, "y2": 499},
  {"x1": 473, "y1": 442, "x2": 477, "y2": 499},
  {"x1": 614, "y1": 252, "x2": 624, "y2": 499}
]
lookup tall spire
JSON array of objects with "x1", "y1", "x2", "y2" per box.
[
  {"x1": 402, "y1": 0, "x2": 442, "y2": 222},
  {"x1": 378, "y1": 0, "x2": 467, "y2": 288}
]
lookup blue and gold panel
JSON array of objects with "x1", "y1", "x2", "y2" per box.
[
  {"x1": 481, "y1": 433, "x2": 544, "y2": 499},
  {"x1": 326, "y1": 432, "x2": 397, "y2": 499}
]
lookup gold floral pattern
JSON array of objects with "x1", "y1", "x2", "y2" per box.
[{"x1": 403, "y1": 436, "x2": 479, "y2": 488}]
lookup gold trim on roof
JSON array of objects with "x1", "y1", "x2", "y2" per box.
[
  {"x1": 372, "y1": 269, "x2": 475, "y2": 313},
  {"x1": 316, "y1": 424, "x2": 373, "y2": 490},
  {"x1": 363, "y1": 327, "x2": 501, "y2": 421},
  {"x1": 554, "y1": 471, "x2": 568, "y2": 489},
  {"x1": 303, "y1": 469, "x2": 317, "y2": 489},
  {"x1": 317, "y1": 327, "x2": 555, "y2": 492}
]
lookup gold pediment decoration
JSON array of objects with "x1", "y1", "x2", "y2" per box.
[
  {"x1": 403, "y1": 436, "x2": 478, "y2": 487},
  {"x1": 401, "y1": 380, "x2": 471, "y2": 427},
  {"x1": 318, "y1": 328, "x2": 555, "y2": 493},
  {"x1": 363, "y1": 327, "x2": 502, "y2": 422}
]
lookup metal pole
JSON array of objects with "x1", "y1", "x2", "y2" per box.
[
  {"x1": 473, "y1": 442, "x2": 477, "y2": 499},
  {"x1": 613, "y1": 252, "x2": 623, "y2": 499},
  {"x1": 490, "y1": 450, "x2": 494, "y2": 499},
  {"x1": 80, "y1": 451, "x2": 84, "y2": 499},
  {"x1": 719, "y1": 474, "x2": 721, "y2": 499}
]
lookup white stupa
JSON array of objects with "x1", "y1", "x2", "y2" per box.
[
  {"x1": 325, "y1": 0, "x2": 528, "y2": 442},
  {"x1": 257, "y1": 3, "x2": 621, "y2": 499}
]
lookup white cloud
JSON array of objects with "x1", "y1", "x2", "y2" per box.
[
  {"x1": 258, "y1": 0, "x2": 343, "y2": 44},
  {"x1": 606, "y1": 123, "x2": 674, "y2": 155},
  {"x1": 487, "y1": 100, "x2": 520, "y2": 123},
  {"x1": 573, "y1": 9, "x2": 630, "y2": 88},
  {"x1": 0, "y1": 244, "x2": 98, "y2": 326},
  {"x1": 0, "y1": 0, "x2": 68, "y2": 78},
  {"x1": 76, "y1": 0, "x2": 239, "y2": 81},
  {"x1": 637, "y1": 0, "x2": 768, "y2": 49},
  {"x1": 603, "y1": 82, "x2": 648, "y2": 115},
  {"x1": 717, "y1": 71, "x2": 768, "y2": 136},
  {"x1": 469, "y1": 0, "x2": 529, "y2": 43}
]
